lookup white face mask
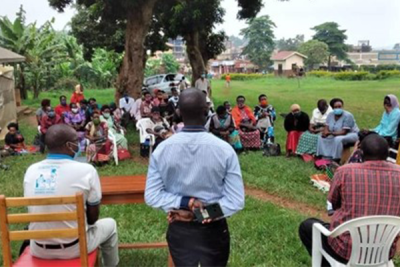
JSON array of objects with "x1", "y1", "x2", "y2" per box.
[{"x1": 72, "y1": 108, "x2": 79, "y2": 113}]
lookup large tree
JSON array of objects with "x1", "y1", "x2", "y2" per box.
[
  {"x1": 312, "y1": 22, "x2": 348, "y2": 68},
  {"x1": 49, "y1": 0, "x2": 161, "y2": 99},
  {"x1": 241, "y1": 15, "x2": 276, "y2": 71},
  {"x1": 275, "y1": 34, "x2": 304, "y2": 51},
  {"x1": 299, "y1": 40, "x2": 329, "y2": 70}
]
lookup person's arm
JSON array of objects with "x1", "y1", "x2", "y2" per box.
[
  {"x1": 145, "y1": 154, "x2": 185, "y2": 212},
  {"x1": 284, "y1": 115, "x2": 292, "y2": 132},
  {"x1": 217, "y1": 150, "x2": 245, "y2": 217},
  {"x1": 86, "y1": 167, "x2": 102, "y2": 225},
  {"x1": 328, "y1": 169, "x2": 343, "y2": 210},
  {"x1": 300, "y1": 113, "x2": 310, "y2": 132},
  {"x1": 40, "y1": 117, "x2": 47, "y2": 134},
  {"x1": 209, "y1": 117, "x2": 220, "y2": 135}
]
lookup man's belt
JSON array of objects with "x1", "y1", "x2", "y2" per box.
[{"x1": 35, "y1": 239, "x2": 79, "y2": 249}]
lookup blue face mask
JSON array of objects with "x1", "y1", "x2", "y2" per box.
[
  {"x1": 67, "y1": 142, "x2": 81, "y2": 160},
  {"x1": 201, "y1": 74, "x2": 206, "y2": 78},
  {"x1": 333, "y1": 108, "x2": 343, "y2": 116}
]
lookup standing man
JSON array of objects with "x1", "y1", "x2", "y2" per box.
[
  {"x1": 225, "y1": 73, "x2": 231, "y2": 88},
  {"x1": 195, "y1": 73, "x2": 211, "y2": 97},
  {"x1": 119, "y1": 93, "x2": 136, "y2": 128},
  {"x1": 23, "y1": 124, "x2": 119, "y2": 266},
  {"x1": 299, "y1": 134, "x2": 400, "y2": 266},
  {"x1": 145, "y1": 89, "x2": 245, "y2": 267}
]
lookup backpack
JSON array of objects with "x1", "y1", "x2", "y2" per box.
[{"x1": 263, "y1": 143, "x2": 281, "y2": 157}]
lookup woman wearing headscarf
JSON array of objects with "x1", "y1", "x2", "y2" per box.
[
  {"x1": 317, "y1": 98, "x2": 359, "y2": 162},
  {"x1": 284, "y1": 104, "x2": 310, "y2": 157},
  {"x1": 232, "y1": 95, "x2": 261, "y2": 149},
  {"x1": 296, "y1": 99, "x2": 333, "y2": 156},
  {"x1": 373, "y1": 94, "x2": 400, "y2": 146}
]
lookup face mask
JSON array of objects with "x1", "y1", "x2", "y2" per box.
[
  {"x1": 67, "y1": 142, "x2": 81, "y2": 160},
  {"x1": 71, "y1": 108, "x2": 79, "y2": 114},
  {"x1": 201, "y1": 74, "x2": 206, "y2": 78},
  {"x1": 125, "y1": 97, "x2": 129, "y2": 103},
  {"x1": 260, "y1": 100, "x2": 268, "y2": 106},
  {"x1": 93, "y1": 118, "x2": 101, "y2": 125},
  {"x1": 333, "y1": 108, "x2": 343, "y2": 116},
  {"x1": 61, "y1": 100, "x2": 67, "y2": 106},
  {"x1": 103, "y1": 113, "x2": 110, "y2": 119},
  {"x1": 48, "y1": 111, "x2": 55, "y2": 118}
]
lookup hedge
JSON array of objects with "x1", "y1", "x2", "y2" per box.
[
  {"x1": 308, "y1": 70, "x2": 400, "y2": 81},
  {"x1": 220, "y1": 73, "x2": 272, "y2": 81}
]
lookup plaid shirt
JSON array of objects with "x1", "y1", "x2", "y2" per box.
[{"x1": 328, "y1": 161, "x2": 400, "y2": 260}]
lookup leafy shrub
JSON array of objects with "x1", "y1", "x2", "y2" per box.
[
  {"x1": 360, "y1": 64, "x2": 400, "y2": 73},
  {"x1": 375, "y1": 70, "x2": 400, "y2": 80},
  {"x1": 307, "y1": 71, "x2": 333, "y2": 78},
  {"x1": 334, "y1": 71, "x2": 369, "y2": 81},
  {"x1": 53, "y1": 77, "x2": 80, "y2": 91},
  {"x1": 365, "y1": 73, "x2": 378, "y2": 80},
  {"x1": 220, "y1": 73, "x2": 269, "y2": 81}
]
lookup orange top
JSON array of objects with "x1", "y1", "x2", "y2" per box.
[
  {"x1": 231, "y1": 105, "x2": 256, "y2": 129},
  {"x1": 226, "y1": 75, "x2": 231, "y2": 82},
  {"x1": 70, "y1": 92, "x2": 85, "y2": 104}
]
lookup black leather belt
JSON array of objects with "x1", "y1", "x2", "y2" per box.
[{"x1": 35, "y1": 239, "x2": 79, "y2": 249}]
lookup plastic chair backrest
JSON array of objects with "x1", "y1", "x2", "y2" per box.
[
  {"x1": 136, "y1": 118, "x2": 154, "y2": 144},
  {"x1": 330, "y1": 216, "x2": 400, "y2": 267},
  {"x1": 107, "y1": 131, "x2": 118, "y2": 165}
]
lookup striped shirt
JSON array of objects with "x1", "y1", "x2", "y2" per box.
[
  {"x1": 328, "y1": 161, "x2": 400, "y2": 260},
  {"x1": 145, "y1": 126, "x2": 245, "y2": 217}
]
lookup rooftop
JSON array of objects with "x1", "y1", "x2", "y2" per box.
[{"x1": 0, "y1": 46, "x2": 25, "y2": 64}]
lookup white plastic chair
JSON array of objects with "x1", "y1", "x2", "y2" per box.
[
  {"x1": 387, "y1": 148, "x2": 397, "y2": 164},
  {"x1": 136, "y1": 118, "x2": 155, "y2": 157},
  {"x1": 312, "y1": 216, "x2": 400, "y2": 267},
  {"x1": 107, "y1": 131, "x2": 119, "y2": 166}
]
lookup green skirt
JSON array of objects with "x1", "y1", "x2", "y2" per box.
[{"x1": 296, "y1": 131, "x2": 319, "y2": 155}]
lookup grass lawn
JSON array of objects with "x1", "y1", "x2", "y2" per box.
[{"x1": 1, "y1": 77, "x2": 399, "y2": 266}]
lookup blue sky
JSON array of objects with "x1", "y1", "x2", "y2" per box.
[{"x1": 1, "y1": 0, "x2": 399, "y2": 49}]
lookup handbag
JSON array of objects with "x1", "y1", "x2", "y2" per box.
[
  {"x1": 118, "y1": 148, "x2": 132, "y2": 161},
  {"x1": 263, "y1": 143, "x2": 281, "y2": 157}
]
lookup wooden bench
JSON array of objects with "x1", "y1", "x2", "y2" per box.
[{"x1": 101, "y1": 175, "x2": 174, "y2": 267}]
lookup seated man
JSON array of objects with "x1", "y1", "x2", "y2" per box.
[
  {"x1": 119, "y1": 93, "x2": 136, "y2": 128},
  {"x1": 23, "y1": 124, "x2": 119, "y2": 266},
  {"x1": 146, "y1": 107, "x2": 172, "y2": 150},
  {"x1": 299, "y1": 135, "x2": 400, "y2": 266}
]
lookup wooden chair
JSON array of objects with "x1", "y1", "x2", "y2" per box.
[{"x1": 0, "y1": 192, "x2": 98, "y2": 267}]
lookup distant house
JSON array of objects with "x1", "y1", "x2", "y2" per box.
[
  {"x1": 271, "y1": 51, "x2": 307, "y2": 77},
  {"x1": 0, "y1": 46, "x2": 25, "y2": 139}
]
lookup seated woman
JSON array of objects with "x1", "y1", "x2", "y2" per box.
[
  {"x1": 317, "y1": 98, "x2": 359, "y2": 162},
  {"x1": 109, "y1": 102, "x2": 123, "y2": 126},
  {"x1": 36, "y1": 99, "x2": 51, "y2": 126},
  {"x1": 232, "y1": 95, "x2": 261, "y2": 150},
  {"x1": 210, "y1": 106, "x2": 242, "y2": 151},
  {"x1": 373, "y1": 94, "x2": 400, "y2": 147},
  {"x1": 64, "y1": 103, "x2": 87, "y2": 149},
  {"x1": 85, "y1": 111, "x2": 112, "y2": 164},
  {"x1": 4, "y1": 123, "x2": 26, "y2": 155},
  {"x1": 146, "y1": 107, "x2": 172, "y2": 150},
  {"x1": 284, "y1": 104, "x2": 310, "y2": 157},
  {"x1": 296, "y1": 99, "x2": 333, "y2": 156},
  {"x1": 100, "y1": 105, "x2": 128, "y2": 149},
  {"x1": 254, "y1": 94, "x2": 276, "y2": 141}
]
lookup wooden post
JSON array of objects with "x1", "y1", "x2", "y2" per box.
[
  {"x1": 14, "y1": 87, "x2": 21, "y2": 107},
  {"x1": 0, "y1": 195, "x2": 12, "y2": 267},
  {"x1": 75, "y1": 192, "x2": 89, "y2": 267}
]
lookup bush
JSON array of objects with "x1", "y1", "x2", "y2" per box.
[
  {"x1": 53, "y1": 77, "x2": 80, "y2": 91},
  {"x1": 334, "y1": 71, "x2": 369, "y2": 81},
  {"x1": 375, "y1": 70, "x2": 400, "y2": 80},
  {"x1": 220, "y1": 73, "x2": 269, "y2": 81},
  {"x1": 360, "y1": 64, "x2": 400, "y2": 73},
  {"x1": 307, "y1": 71, "x2": 333, "y2": 78}
]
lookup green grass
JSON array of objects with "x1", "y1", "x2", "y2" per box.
[{"x1": 1, "y1": 77, "x2": 399, "y2": 266}]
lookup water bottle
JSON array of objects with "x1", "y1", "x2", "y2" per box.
[{"x1": 267, "y1": 126, "x2": 274, "y2": 138}]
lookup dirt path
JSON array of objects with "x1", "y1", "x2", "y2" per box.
[{"x1": 245, "y1": 186, "x2": 330, "y2": 221}]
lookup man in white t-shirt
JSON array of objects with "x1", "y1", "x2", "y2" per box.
[
  {"x1": 195, "y1": 73, "x2": 211, "y2": 96},
  {"x1": 119, "y1": 93, "x2": 136, "y2": 127},
  {"x1": 23, "y1": 124, "x2": 119, "y2": 266}
]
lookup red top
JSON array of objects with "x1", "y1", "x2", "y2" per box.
[
  {"x1": 55, "y1": 105, "x2": 71, "y2": 117},
  {"x1": 70, "y1": 92, "x2": 85, "y2": 104},
  {"x1": 328, "y1": 161, "x2": 400, "y2": 260},
  {"x1": 40, "y1": 114, "x2": 62, "y2": 134}
]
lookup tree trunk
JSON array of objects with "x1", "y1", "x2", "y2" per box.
[
  {"x1": 185, "y1": 31, "x2": 206, "y2": 87},
  {"x1": 327, "y1": 55, "x2": 332, "y2": 70},
  {"x1": 116, "y1": 0, "x2": 157, "y2": 101},
  {"x1": 18, "y1": 66, "x2": 27, "y2": 100}
]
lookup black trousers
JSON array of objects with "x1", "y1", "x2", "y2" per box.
[
  {"x1": 167, "y1": 219, "x2": 230, "y2": 267},
  {"x1": 40, "y1": 134, "x2": 46, "y2": 154},
  {"x1": 299, "y1": 218, "x2": 348, "y2": 267}
]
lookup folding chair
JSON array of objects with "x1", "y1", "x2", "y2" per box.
[{"x1": 0, "y1": 192, "x2": 98, "y2": 267}]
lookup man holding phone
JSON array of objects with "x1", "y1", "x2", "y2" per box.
[{"x1": 145, "y1": 88, "x2": 245, "y2": 267}]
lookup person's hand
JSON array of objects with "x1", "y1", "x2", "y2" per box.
[
  {"x1": 167, "y1": 210, "x2": 194, "y2": 223},
  {"x1": 146, "y1": 129, "x2": 154, "y2": 134}
]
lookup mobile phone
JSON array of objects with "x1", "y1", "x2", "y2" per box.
[{"x1": 194, "y1": 203, "x2": 224, "y2": 222}]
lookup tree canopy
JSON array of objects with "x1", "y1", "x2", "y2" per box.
[
  {"x1": 299, "y1": 40, "x2": 329, "y2": 70},
  {"x1": 312, "y1": 22, "x2": 348, "y2": 67},
  {"x1": 275, "y1": 35, "x2": 304, "y2": 51},
  {"x1": 241, "y1": 15, "x2": 276, "y2": 71}
]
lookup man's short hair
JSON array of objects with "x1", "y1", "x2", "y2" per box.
[
  {"x1": 7, "y1": 122, "x2": 18, "y2": 130},
  {"x1": 151, "y1": 106, "x2": 160, "y2": 113},
  {"x1": 59, "y1": 95, "x2": 67, "y2": 101},
  {"x1": 236, "y1": 95, "x2": 245, "y2": 101},
  {"x1": 80, "y1": 99, "x2": 88, "y2": 105},
  {"x1": 360, "y1": 134, "x2": 389, "y2": 161},
  {"x1": 258, "y1": 94, "x2": 267, "y2": 101}
]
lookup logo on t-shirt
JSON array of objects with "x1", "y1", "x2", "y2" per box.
[{"x1": 34, "y1": 166, "x2": 59, "y2": 194}]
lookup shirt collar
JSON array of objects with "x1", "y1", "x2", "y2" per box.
[
  {"x1": 182, "y1": 125, "x2": 207, "y2": 132},
  {"x1": 47, "y1": 154, "x2": 73, "y2": 160}
]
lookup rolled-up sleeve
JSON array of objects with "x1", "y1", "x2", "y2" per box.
[
  {"x1": 145, "y1": 154, "x2": 182, "y2": 212},
  {"x1": 218, "y1": 152, "x2": 245, "y2": 217}
]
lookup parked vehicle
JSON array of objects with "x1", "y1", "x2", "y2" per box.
[{"x1": 143, "y1": 73, "x2": 189, "y2": 95}]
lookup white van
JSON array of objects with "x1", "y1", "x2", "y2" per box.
[{"x1": 143, "y1": 73, "x2": 189, "y2": 95}]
